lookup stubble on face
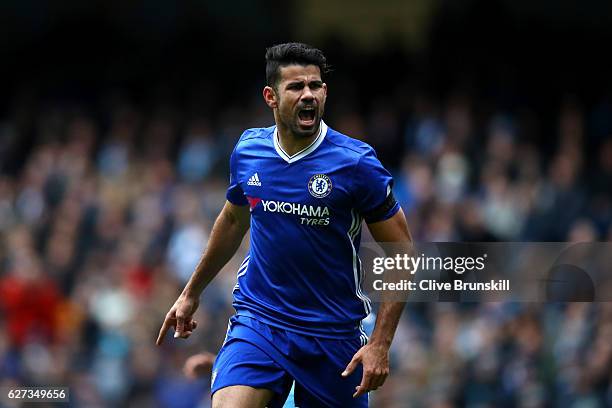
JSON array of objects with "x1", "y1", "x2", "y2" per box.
[{"x1": 274, "y1": 64, "x2": 326, "y2": 139}]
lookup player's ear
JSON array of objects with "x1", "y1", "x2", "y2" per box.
[{"x1": 263, "y1": 86, "x2": 278, "y2": 109}]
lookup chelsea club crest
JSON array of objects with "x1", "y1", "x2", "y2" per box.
[{"x1": 308, "y1": 174, "x2": 332, "y2": 198}]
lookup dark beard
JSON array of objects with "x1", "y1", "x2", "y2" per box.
[{"x1": 290, "y1": 121, "x2": 319, "y2": 138}]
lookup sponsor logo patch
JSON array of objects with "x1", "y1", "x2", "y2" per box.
[{"x1": 247, "y1": 173, "x2": 262, "y2": 186}]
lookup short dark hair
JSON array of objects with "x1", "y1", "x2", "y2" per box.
[{"x1": 265, "y1": 42, "x2": 329, "y2": 89}]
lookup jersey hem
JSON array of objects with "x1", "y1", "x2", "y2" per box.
[{"x1": 234, "y1": 307, "x2": 363, "y2": 340}]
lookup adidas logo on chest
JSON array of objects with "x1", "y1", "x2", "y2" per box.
[{"x1": 247, "y1": 173, "x2": 262, "y2": 186}]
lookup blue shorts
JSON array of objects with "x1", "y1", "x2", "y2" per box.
[{"x1": 211, "y1": 315, "x2": 368, "y2": 407}]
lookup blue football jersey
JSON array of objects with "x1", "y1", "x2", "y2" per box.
[{"x1": 226, "y1": 121, "x2": 399, "y2": 339}]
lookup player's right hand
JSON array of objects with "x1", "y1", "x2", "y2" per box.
[{"x1": 156, "y1": 294, "x2": 200, "y2": 345}]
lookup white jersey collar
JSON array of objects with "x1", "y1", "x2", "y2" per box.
[{"x1": 273, "y1": 120, "x2": 328, "y2": 164}]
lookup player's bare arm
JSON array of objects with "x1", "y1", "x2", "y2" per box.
[
  {"x1": 343, "y1": 208, "x2": 412, "y2": 397},
  {"x1": 156, "y1": 201, "x2": 250, "y2": 345}
]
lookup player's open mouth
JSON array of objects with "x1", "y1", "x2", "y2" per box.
[{"x1": 298, "y1": 108, "x2": 316, "y2": 126}]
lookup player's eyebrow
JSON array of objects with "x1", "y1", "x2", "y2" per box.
[{"x1": 285, "y1": 79, "x2": 323, "y2": 88}]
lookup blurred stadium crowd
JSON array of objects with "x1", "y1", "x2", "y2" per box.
[{"x1": 0, "y1": 88, "x2": 611, "y2": 408}]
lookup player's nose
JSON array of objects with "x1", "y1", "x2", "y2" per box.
[{"x1": 301, "y1": 86, "x2": 315, "y2": 102}]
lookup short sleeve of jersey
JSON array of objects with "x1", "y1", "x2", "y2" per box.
[
  {"x1": 353, "y1": 148, "x2": 400, "y2": 223},
  {"x1": 226, "y1": 144, "x2": 248, "y2": 206}
]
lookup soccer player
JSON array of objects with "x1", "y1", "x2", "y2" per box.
[{"x1": 157, "y1": 42, "x2": 411, "y2": 407}]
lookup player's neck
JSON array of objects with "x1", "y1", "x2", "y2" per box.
[{"x1": 275, "y1": 121, "x2": 320, "y2": 157}]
